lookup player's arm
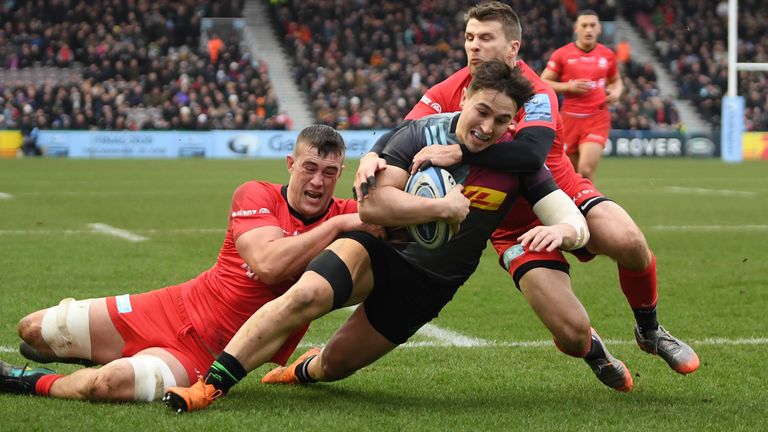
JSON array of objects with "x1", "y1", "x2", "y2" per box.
[
  {"x1": 410, "y1": 125, "x2": 553, "y2": 174},
  {"x1": 605, "y1": 71, "x2": 623, "y2": 104},
  {"x1": 518, "y1": 168, "x2": 589, "y2": 252},
  {"x1": 352, "y1": 120, "x2": 412, "y2": 201},
  {"x1": 236, "y1": 212, "x2": 371, "y2": 285},
  {"x1": 541, "y1": 67, "x2": 591, "y2": 95},
  {"x1": 358, "y1": 164, "x2": 469, "y2": 227}
]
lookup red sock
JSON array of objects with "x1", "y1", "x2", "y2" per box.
[
  {"x1": 35, "y1": 374, "x2": 64, "y2": 396},
  {"x1": 618, "y1": 254, "x2": 658, "y2": 309}
]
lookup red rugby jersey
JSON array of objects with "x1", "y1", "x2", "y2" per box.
[{"x1": 545, "y1": 42, "x2": 618, "y2": 114}]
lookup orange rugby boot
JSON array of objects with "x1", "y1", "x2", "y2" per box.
[
  {"x1": 163, "y1": 377, "x2": 222, "y2": 414},
  {"x1": 261, "y1": 347, "x2": 321, "y2": 385}
]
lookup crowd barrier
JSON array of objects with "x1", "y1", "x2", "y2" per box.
[{"x1": 2, "y1": 129, "x2": 765, "y2": 160}]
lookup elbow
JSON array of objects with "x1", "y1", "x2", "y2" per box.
[
  {"x1": 248, "y1": 261, "x2": 285, "y2": 285},
  {"x1": 358, "y1": 203, "x2": 383, "y2": 225}
]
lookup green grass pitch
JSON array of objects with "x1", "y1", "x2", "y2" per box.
[{"x1": 0, "y1": 157, "x2": 766, "y2": 431}]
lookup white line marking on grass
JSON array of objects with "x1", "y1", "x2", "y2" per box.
[
  {"x1": 0, "y1": 192, "x2": 13, "y2": 199},
  {"x1": 2, "y1": 337, "x2": 768, "y2": 355},
  {"x1": 297, "y1": 337, "x2": 768, "y2": 349},
  {"x1": 414, "y1": 323, "x2": 492, "y2": 347},
  {"x1": 87, "y1": 223, "x2": 147, "y2": 242},
  {"x1": 663, "y1": 186, "x2": 756, "y2": 197},
  {"x1": 650, "y1": 225, "x2": 768, "y2": 232}
]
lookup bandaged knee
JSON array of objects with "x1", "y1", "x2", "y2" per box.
[
  {"x1": 40, "y1": 298, "x2": 93, "y2": 359},
  {"x1": 128, "y1": 355, "x2": 177, "y2": 402}
]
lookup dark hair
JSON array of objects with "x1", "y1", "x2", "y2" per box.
[
  {"x1": 466, "y1": 1, "x2": 522, "y2": 41},
  {"x1": 576, "y1": 9, "x2": 599, "y2": 20},
  {"x1": 296, "y1": 124, "x2": 345, "y2": 158},
  {"x1": 467, "y1": 59, "x2": 534, "y2": 109}
]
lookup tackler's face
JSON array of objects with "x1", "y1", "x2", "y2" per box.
[
  {"x1": 464, "y1": 18, "x2": 519, "y2": 74},
  {"x1": 456, "y1": 88, "x2": 517, "y2": 153},
  {"x1": 286, "y1": 143, "x2": 344, "y2": 218}
]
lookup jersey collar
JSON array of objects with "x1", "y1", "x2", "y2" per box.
[{"x1": 281, "y1": 184, "x2": 334, "y2": 226}]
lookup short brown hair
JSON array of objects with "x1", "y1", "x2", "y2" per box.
[
  {"x1": 296, "y1": 124, "x2": 345, "y2": 158},
  {"x1": 466, "y1": 1, "x2": 522, "y2": 41},
  {"x1": 467, "y1": 59, "x2": 534, "y2": 110}
]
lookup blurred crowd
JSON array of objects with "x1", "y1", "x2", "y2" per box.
[
  {"x1": 629, "y1": 0, "x2": 768, "y2": 131},
  {"x1": 0, "y1": 0, "x2": 292, "y2": 131},
  {"x1": 5, "y1": 0, "x2": 761, "y2": 132},
  {"x1": 268, "y1": 0, "x2": 678, "y2": 131}
]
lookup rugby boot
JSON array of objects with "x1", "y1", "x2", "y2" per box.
[
  {"x1": 20, "y1": 341, "x2": 98, "y2": 367},
  {"x1": 635, "y1": 325, "x2": 700, "y2": 374},
  {"x1": 261, "y1": 347, "x2": 321, "y2": 385},
  {"x1": 163, "y1": 377, "x2": 222, "y2": 414},
  {"x1": 584, "y1": 329, "x2": 634, "y2": 392},
  {"x1": 0, "y1": 360, "x2": 56, "y2": 394}
]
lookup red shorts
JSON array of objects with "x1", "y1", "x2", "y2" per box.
[
  {"x1": 491, "y1": 173, "x2": 606, "y2": 281},
  {"x1": 107, "y1": 283, "x2": 309, "y2": 382},
  {"x1": 562, "y1": 110, "x2": 610, "y2": 156}
]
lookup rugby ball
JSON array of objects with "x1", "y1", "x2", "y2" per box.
[{"x1": 405, "y1": 166, "x2": 457, "y2": 249}]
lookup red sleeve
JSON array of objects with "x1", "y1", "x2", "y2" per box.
[
  {"x1": 229, "y1": 181, "x2": 282, "y2": 240},
  {"x1": 545, "y1": 46, "x2": 565, "y2": 75},
  {"x1": 405, "y1": 87, "x2": 443, "y2": 120}
]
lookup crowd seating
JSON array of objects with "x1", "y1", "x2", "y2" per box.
[
  {"x1": 0, "y1": 0, "x2": 291, "y2": 131},
  {"x1": 268, "y1": 0, "x2": 676, "y2": 131},
  {"x1": 628, "y1": 0, "x2": 768, "y2": 131}
]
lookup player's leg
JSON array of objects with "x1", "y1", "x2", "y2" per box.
[
  {"x1": 496, "y1": 233, "x2": 633, "y2": 392},
  {"x1": 574, "y1": 141, "x2": 603, "y2": 181},
  {"x1": 262, "y1": 305, "x2": 398, "y2": 384},
  {"x1": 165, "y1": 233, "x2": 378, "y2": 412},
  {"x1": 518, "y1": 268, "x2": 632, "y2": 392},
  {"x1": 1, "y1": 348, "x2": 189, "y2": 401},
  {"x1": 585, "y1": 200, "x2": 699, "y2": 374},
  {"x1": 17, "y1": 297, "x2": 124, "y2": 366},
  {"x1": 573, "y1": 112, "x2": 609, "y2": 181}
]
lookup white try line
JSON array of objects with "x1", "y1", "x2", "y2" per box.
[
  {"x1": 663, "y1": 186, "x2": 757, "y2": 197},
  {"x1": 650, "y1": 225, "x2": 768, "y2": 232},
  {"x1": 87, "y1": 223, "x2": 148, "y2": 242},
  {"x1": 2, "y1": 337, "x2": 767, "y2": 355},
  {"x1": 0, "y1": 192, "x2": 13, "y2": 199}
]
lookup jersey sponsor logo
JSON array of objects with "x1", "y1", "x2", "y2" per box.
[
  {"x1": 567, "y1": 58, "x2": 578, "y2": 64},
  {"x1": 523, "y1": 94, "x2": 553, "y2": 123},
  {"x1": 571, "y1": 188, "x2": 596, "y2": 204},
  {"x1": 598, "y1": 57, "x2": 608, "y2": 68},
  {"x1": 462, "y1": 186, "x2": 507, "y2": 211},
  {"x1": 419, "y1": 95, "x2": 442, "y2": 113},
  {"x1": 501, "y1": 244, "x2": 525, "y2": 270},
  {"x1": 116, "y1": 294, "x2": 132, "y2": 314},
  {"x1": 231, "y1": 208, "x2": 269, "y2": 218}
]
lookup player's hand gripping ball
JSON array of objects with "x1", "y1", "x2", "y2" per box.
[{"x1": 405, "y1": 166, "x2": 457, "y2": 249}]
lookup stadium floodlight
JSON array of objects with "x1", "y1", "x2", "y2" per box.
[{"x1": 722, "y1": 0, "x2": 768, "y2": 163}]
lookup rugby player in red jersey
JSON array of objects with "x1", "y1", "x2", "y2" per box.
[
  {"x1": 540, "y1": 9, "x2": 623, "y2": 180},
  {"x1": 354, "y1": 1, "x2": 698, "y2": 391},
  {"x1": 0, "y1": 125, "x2": 382, "y2": 402}
]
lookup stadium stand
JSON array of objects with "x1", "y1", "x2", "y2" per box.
[
  {"x1": 627, "y1": 0, "x2": 768, "y2": 131},
  {"x1": 0, "y1": 0, "x2": 292, "y2": 131},
  {"x1": 265, "y1": 0, "x2": 678, "y2": 131}
]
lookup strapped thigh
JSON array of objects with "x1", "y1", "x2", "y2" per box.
[{"x1": 40, "y1": 298, "x2": 93, "y2": 359}]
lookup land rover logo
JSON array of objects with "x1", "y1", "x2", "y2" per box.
[{"x1": 685, "y1": 137, "x2": 715, "y2": 156}]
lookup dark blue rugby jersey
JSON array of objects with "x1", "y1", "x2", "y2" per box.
[{"x1": 381, "y1": 112, "x2": 557, "y2": 284}]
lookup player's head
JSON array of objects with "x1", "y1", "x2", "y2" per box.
[
  {"x1": 464, "y1": 1, "x2": 522, "y2": 74},
  {"x1": 286, "y1": 125, "x2": 346, "y2": 218},
  {"x1": 574, "y1": 10, "x2": 601, "y2": 50},
  {"x1": 457, "y1": 59, "x2": 534, "y2": 153}
]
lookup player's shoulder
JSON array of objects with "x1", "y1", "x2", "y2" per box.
[{"x1": 233, "y1": 180, "x2": 281, "y2": 200}]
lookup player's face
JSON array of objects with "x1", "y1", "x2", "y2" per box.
[
  {"x1": 456, "y1": 89, "x2": 517, "y2": 153},
  {"x1": 464, "y1": 19, "x2": 519, "y2": 74},
  {"x1": 286, "y1": 144, "x2": 344, "y2": 218},
  {"x1": 574, "y1": 15, "x2": 601, "y2": 49}
]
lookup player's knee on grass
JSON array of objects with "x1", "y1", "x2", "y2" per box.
[
  {"x1": 315, "y1": 344, "x2": 359, "y2": 381},
  {"x1": 17, "y1": 310, "x2": 46, "y2": 346},
  {"x1": 88, "y1": 361, "x2": 136, "y2": 401}
]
